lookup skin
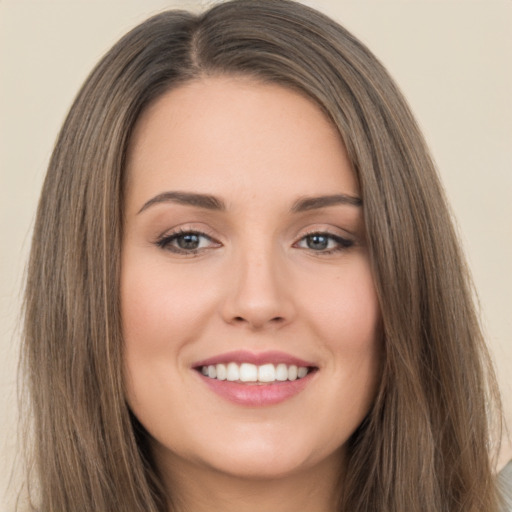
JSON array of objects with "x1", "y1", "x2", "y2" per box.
[{"x1": 121, "y1": 76, "x2": 382, "y2": 512}]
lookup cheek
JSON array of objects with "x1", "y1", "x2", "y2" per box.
[
  {"x1": 297, "y1": 257, "x2": 382, "y2": 406},
  {"x1": 120, "y1": 257, "x2": 224, "y2": 423},
  {"x1": 120, "y1": 258, "x2": 220, "y2": 427},
  {"x1": 298, "y1": 257, "x2": 381, "y2": 347},
  {"x1": 121, "y1": 259, "x2": 218, "y2": 353}
]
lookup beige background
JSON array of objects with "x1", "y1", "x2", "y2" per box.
[{"x1": 1, "y1": 0, "x2": 511, "y2": 507}]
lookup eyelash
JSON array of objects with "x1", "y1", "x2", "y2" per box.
[
  {"x1": 155, "y1": 228, "x2": 219, "y2": 255},
  {"x1": 155, "y1": 229, "x2": 354, "y2": 256},
  {"x1": 293, "y1": 231, "x2": 354, "y2": 254}
]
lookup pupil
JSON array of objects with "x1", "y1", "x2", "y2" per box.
[
  {"x1": 307, "y1": 235, "x2": 328, "y2": 250},
  {"x1": 178, "y1": 234, "x2": 200, "y2": 250}
]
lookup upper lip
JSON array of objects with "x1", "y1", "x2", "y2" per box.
[{"x1": 192, "y1": 350, "x2": 317, "y2": 369}]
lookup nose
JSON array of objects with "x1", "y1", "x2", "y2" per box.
[{"x1": 220, "y1": 246, "x2": 295, "y2": 330}]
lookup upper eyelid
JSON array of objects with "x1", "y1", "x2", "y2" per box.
[
  {"x1": 154, "y1": 224, "x2": 355, "y2": 245},
  {"x1": 296, "y1": 226, "x2": 355, "y2": 240},
  {"x1": 292, "y1": 236, "x2": 354, "y2": 259},
  {"x1": 295, "y1": 231, "x2": 353, "y2": 244},
  {"x1": 157, "y1": 224, "x2": 220, "y2": 241},
  {"x1": 155, "y1": 230, "x2": 221, "y2": 256},
  {"x1": 158, "y1": 230, "x2": 218, "y2": 244}
]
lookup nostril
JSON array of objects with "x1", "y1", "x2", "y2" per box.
[{"x1": 231, "y1": 315, "x2": 285, "y2": 326}]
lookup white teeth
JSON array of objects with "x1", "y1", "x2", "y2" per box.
[
  {"x1": 200, "y1": 362, "x2": 311, "y2": 383},
  {"x1": 216, "y1": 363, "x2": 227, "y2": 381},
  {"x1": 288, "y1": 365, "x2": 298, "y2": 381},
  {"x1": 239, "y1": 363, "x2": 258, "y2": 382},
  {"x1": 276, "y1": 363, "x2": 288, "y2": 381},
  {"x1": 258, "y1": 363, "x2": 276, "y2": 382},
  {"x1": 226, "y1": 362, "x2": 239, "y2": 381}
]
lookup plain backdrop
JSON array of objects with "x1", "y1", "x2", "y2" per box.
[{"x1": 1, "y1": 0, "x2": 511, "y2": 508}]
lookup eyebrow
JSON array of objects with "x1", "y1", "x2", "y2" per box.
[
  {"x1": 137, "y1": 191, "x2": 362, "y2": 215},
  {"x1": 138, "y1": 191, "x2": 226, "y2": 214},
  {"x1": 291, "y1": 194, "x2": 362, "y2": 212}
]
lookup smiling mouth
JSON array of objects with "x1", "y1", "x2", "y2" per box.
[
  {"x1": 193, "y1": 353, "x2": 318, "y2": 406},
  {"x1": 196, "y1": 362, "x2": 316, "y2": 383}
]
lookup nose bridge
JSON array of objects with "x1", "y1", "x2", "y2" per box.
[{"x1": 222, "y1": 237, "x2": 293, "y2": 329}]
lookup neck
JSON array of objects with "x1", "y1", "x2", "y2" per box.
[{"x1": 156, "y1": 450, "x2": 344, "y2": 512}]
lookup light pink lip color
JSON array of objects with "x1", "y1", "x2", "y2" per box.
[
  {"x1": 193, "y1": 350, "x2": 315, "y2": 368},
  {"x1": 192, "y1": 350, "x2": 318, "y2": 407}
]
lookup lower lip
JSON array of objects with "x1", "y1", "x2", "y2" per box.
[{"x1": 197, "y1": 372, "x2": 315, "y2": 406}]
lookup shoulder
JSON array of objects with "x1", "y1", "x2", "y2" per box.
[{"x1": 499, "y1": 460, "x2": 512, "y2": 511}]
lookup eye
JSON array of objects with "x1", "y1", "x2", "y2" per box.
[
  {"x1": 156, "y1": 230, "x2": 220, "y2": 254},
  {"x1": 295, "y1": 232, "x2": 354, "y2": 253}
]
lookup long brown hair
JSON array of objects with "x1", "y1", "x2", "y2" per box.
[{"x1": 21, "y1": 1, "x2": 502, "y2": 510}]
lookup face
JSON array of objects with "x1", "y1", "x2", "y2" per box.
[{"x1": 121, "y1": 77, "x2": 381, "y2": 484}]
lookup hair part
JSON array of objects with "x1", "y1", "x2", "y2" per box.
[{"x1": 22, "y1": 1, "x2": 502, "y2": 510}]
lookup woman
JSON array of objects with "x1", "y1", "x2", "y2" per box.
[{"x1": 21, "y1": 0, "x2": 508, "y2": 510}]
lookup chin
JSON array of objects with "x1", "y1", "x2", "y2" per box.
[
  {"x1": 192, "y1": 431, "x2": 344, "y2": 481},
  {"x1": 204, "y1": 452, "x2": 320, "y2": 480}
]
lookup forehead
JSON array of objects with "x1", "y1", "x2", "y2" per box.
[{"x1": 125, "y1": 76, "x2": 358, "y2": 209}]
